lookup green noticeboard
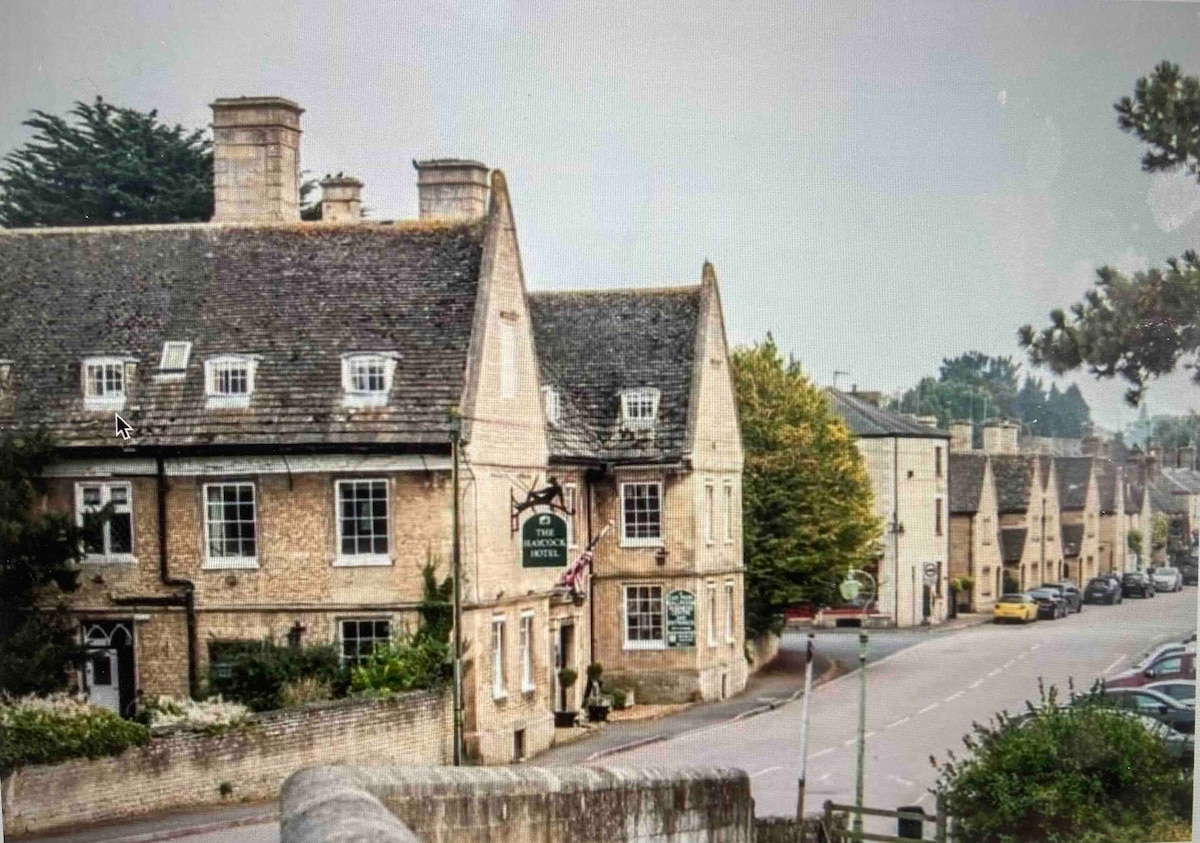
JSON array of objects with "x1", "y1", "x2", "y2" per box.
[
  {"x1": 521, "y1": 513, "x2": 569, "y2": 568},
  {"x1": 666, "y1": 589, "x2": 696, "y2": 648}
]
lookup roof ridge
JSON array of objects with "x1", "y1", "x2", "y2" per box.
[
  {"x1": 0, "y1": 219, "x2": 479, "y2": 237},
  {"x1": 528, "y1": 283, "x2": 702, "y2": 297}
]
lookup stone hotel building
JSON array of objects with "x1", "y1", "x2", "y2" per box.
[{"x1": 0, "y1": 96, "x2": 746, "y2": 763}]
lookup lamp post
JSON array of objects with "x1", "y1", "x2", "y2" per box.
[
  {"x1": 796, "y1": 633, "x2": 816, "y2": 822},
  {"x1": 448, "y1": 408, "x2": 464, "y2": 766},
  {"x1": 839, "y1": 568, "x2": 875, "y2": 837}
]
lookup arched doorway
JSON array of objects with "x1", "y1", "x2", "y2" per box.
[{"x1": 83, "y1": 620, "x2": 136, "y2": 716}]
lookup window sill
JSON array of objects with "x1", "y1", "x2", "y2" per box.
[
  {"x1": 342, "y1": 393, "x2": 390, "y2": 408},
  {"x1": 203, "y1": 558, "x2": 260, "y2": 570},
  {"x1": 333, "y1": 555, "x2": 393, "y2": 567},
  {"x1": 493, "y1": 691, "x2": 508, "y2": 703},
  {"x1": 206, "y1": 395, "x2": 251, "y2": 409},
  {"x1": 83, "y1": 396, "x2": 126, "y2": 412},
  {"x1": 521, "y1": 684, "x2": 537, "y2": 695},
  {"x1": 623, "y1": 641, "x2": 667, "y2": 651},
  {"x1": 82, "y1": 555, "x2": 137, "y2": 565},
  {"x1": 620, "y1": 538, "x2": 664, "y2": 549}
]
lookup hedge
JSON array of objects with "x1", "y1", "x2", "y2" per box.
[{"x1": 0, "y1": 695, "x2": 149, "y2": 774}]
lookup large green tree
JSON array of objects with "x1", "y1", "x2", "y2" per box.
[
  {"x1": 731, "y1": 338, "x2": 881, "y2": 636},
  {"x1": 0, "y1": 97, "x2": 214, "y2": 227},
  {"x1": 1021, "y1": 62, "x2": 1200, "y2": 405},
  {"x1": 0, "y1": 430, "x2": 89, "y2": 695}
]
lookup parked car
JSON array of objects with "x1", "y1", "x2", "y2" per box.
[
  {"x1": 1085, "y1": 687, "x2": 1195, "y2": 734},
  {"x1": 1179, "y1": 557, "x2": 1198, "y2": 586},
  {"x1": 1107, "y1": 650, "x2": 1196, "y2": 689},
  {"x1": 993, "y1": 593, "x2": 1038, "y2": 624},
  {"x1": 1083, "y1": 576, "x2": 1122, "y2": 605},
  {"x1": 1027, "y1": 587, "x2": 1068, "y2": 620},
  {"x1": 1149, "y1": 566, "x2": 1183, "y2": 593},
  {"x1": 1131, "y1": 642, "x2": 1187, "y2": 672},
  {"x1": 1121, "y1": 571, "x2": 1156, "y2": 599},
  {"x1": 1016, "y1": 707, "x2": 1194, "y2": 766},
  {"x1": 1146, "y1": 680, "x2": 1197, "y2": 709},
  {"x1": 1041, "y1": 581, "x2": 1083, "y2": 612}
]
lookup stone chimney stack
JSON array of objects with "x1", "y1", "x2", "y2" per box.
[
  {"x1": 211, "y1": 97, "x2": 303, "y2": 222},
  {"x1": 1146, "y1": 447, "x2": 1162, "y2": 480},
  {"x1": 319, "y1": 175, "x2": 363, "y2": 223},
  {"x1": 1081, "y1": 434, "x2": 1109, "y2": 460},
  {"x1": 982, "y1": 420, "x2": 1019, "y2": 455},
  {"x1": 949, "y1": 420, "x2": 973, "y2": 452},
  {"x1": 916, "y1": 415, "x2": 940, "y2": 430},
  {"x1": 413, "y1": 159, "x2": 490, "y2": 221}
]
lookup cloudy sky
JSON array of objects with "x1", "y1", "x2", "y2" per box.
[{"x1": 3, "y1": 1, "x2": 1199, "y2": 430}]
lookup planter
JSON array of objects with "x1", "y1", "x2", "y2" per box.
[
  {"x1": 554, "y1": 710, "x2": 579, "y2": 728},
  {"x1": 586, "y1": 704, "x2": 610, "y2": 723}
]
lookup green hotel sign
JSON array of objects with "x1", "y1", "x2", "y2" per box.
[
  {"x1": 666, "y1": 589, "x2": 696, "y2": 648},
  {"x1": 521, "y1": 513, "x2": 569, "y2": 567}
]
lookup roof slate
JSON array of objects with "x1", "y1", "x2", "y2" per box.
[
  {"x1": 1094, "y1": 460, "x2": 1120, "y2": 513},
  {"x1": 0, "y1": 223, "x2": 486, "y2": 448},
  {"x1": 1055, "y1": 457, "x2": 1093, "y2": 511},
  {"x1": 991, "y1": 455, "x2": 1037, "y2": 514},
  {"x1": 827, "y1": 391, "x2": 950, "y2": 439},
  {"x1": 1061, "y1": 523, "x2": 1084, "y2": 557},
  {"x1": 949, "y1": 453, "x2": 987, "y2": 514},
  {"x1": 528, "y1": 286, "x2": 703, "y2": 464},
  {"x1": 1149, "y1": 478, "x2": 1187, "y2": 514},
  {"x1": 1164, "y1": 467, "x2": 1200, "y2": 494},
  {"x1": 999, "y1": 527, "x2": 1027, "y2": 563}
]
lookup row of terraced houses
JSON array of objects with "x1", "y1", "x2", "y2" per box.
[{"x1": 0, "y1": 96, "x2": 748, "y2": 764}]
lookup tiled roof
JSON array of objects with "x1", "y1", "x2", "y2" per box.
[
  {"x1": 1055, "y1": 457, "x2": 1093, "y2": 511},
  {"x1": 1149, "y1": 478, "x2": 1187, "y2": 514},
  {"x1": 528, "y1": 286, "x2": 703, "y2": 464},
  {"x1": 1094, "y1": 460, "x2": 1120, "y2": 514},
  {"x1": 1037, "y1": 455, "x2": 1054, "y2": 491},
  {"x1": 992, "y1": 454, "x2": 1037, "y2": 514},
  {"x1": 1124, "y1": 459, "x2": 1146, "y2": 514},
  {"x1": 999, "y1": 527, "x2": 1027, "y2": 563},
  {"x1": 1061, "y1": 523, "x2": 1084, "y2": 557},
  {"x1": 949, "y1": 453, "x2": 987, "y2": 514},
  {"x1": 0, "y1": 222, "x2": 486, "y2": 448},
  {"x1": 827, "y1": 391, "x2": 950, "y2": 439},
  {"x1": 1164, "y1": 467, "x2": 1200, "y2": 494}
]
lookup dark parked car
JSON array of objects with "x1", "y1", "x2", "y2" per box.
[
  {"x1": 1176, "y1": 557, "x2": 1197, "y2": 586},
  {"x1": 1087, "y1": 687, "x2": 1195, "y2": 734},
  {"x1": 1121, "y1": 571, "x2": 1156, "y2": 599},
  {"x1": 1107, "y1": 651, "x2": 1196, "y2": 689},
  {"x1": 1027, "y1": 587, "x2": 1068, "y2": 620},
  {"x1": 1041, "y1": 581, "x2": 1082, "y2": 612},
  {"x1": 1084, "y1": 576, "x2": 1122, "y2": 605}
]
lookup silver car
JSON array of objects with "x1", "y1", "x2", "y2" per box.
[
  {"x1": 1150, "y1": 566, "x2": 1183, "y2": 593},
  {"x1": 1147, "y1": 680, "x2": 1197, "y2": 709}
]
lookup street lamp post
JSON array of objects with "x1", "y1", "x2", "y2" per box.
[
  {"x1": 839, "y1": 568, "x2": 875, "y2": 837},
  {"x1": 795, "y1": 633, "x2": 816, "y2": 821},
  {"x1": 448, "y1": 409, "x2": 464, "y2": 766}
]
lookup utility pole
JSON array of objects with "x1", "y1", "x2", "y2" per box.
[
  {"x1": 448, "y1": 409, "x2": 464, "y2": 766},
  {"x1": 855, "y1": 631, "x2": 869, "y2": 837},
  {"x1": 795, "y1": 633, "x2": 816, "y2": 821}
]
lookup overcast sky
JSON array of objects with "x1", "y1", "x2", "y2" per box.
[{"x1": 3, "y1": 1, "x2": 1199, "y2": 430}]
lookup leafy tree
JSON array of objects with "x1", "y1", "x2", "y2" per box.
[
  {"x1": 1021, "y1": 62, "x2": 1200, "y2": 405},
  {"x1": 1128, "y1": 528, "x2": 1143, "y2": 558},
  {"x1": 932, "y1": 681, "x2": 1193, "y2": 843},
  {"x1": 0, "y1": 430, "x2": 89, "y2": 695},
  {"x1": 1151, "y1": 413, "x2": 1200, "y2": 449},
  {"x1": 1151, "y1": 513, "x2": 1170, "y2": 553},
  {"x1": 0, "y1": 97, "x2": 213, "y2": 227},
  {"x1": 731, "y1": 337, "x2": 881, "y2": 636}
]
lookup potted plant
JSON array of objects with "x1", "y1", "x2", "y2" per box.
[
  {"x1": 554, "y1": 667, "x2": 579, "y2": 728},
  {"x1": 584, "y1": 663, "x2": 609, "y2": 723}
]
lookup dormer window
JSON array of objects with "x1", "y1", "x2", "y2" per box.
[
  {"x1": 341, "y1": 353, "x2": 398, "y2": 407},
  {"x1": 82, "y1": 356, "x2": 129, "y2": 411},
  {"x1": 205, "y1": 355, "x2": 257, "y2": 409},
  {"x1": 158, "y1": 341, "x2": 192, "y2": 379},
  {"x1": 621, "y1": 388, "x2": 659, "y2": 429},
  {"x1": 543, "y1": 385, "x2": 561, "y2": 426}
]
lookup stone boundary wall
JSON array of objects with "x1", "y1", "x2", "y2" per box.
[
  {"x1": 281, "y1": 765, "x2": 755, "y2": 843},
  {"x1": 747, "y1": 633, "x2": 780, "y2": 672},
  {"x1": 3, "y1": 691, "x2": 451, "y2": 837}
]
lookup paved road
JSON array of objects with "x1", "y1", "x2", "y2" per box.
[{"x1": 585, "y1": 589, "x2": 1198, "y2": 835}]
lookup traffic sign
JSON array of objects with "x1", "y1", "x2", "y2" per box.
[{"x1": 923, "y1": 563, "x2": 938, "y2": 586}]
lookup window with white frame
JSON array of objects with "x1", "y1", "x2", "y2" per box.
[
  {"x1": 723, "y1": 483, "x2": 733, "y2": 543},
  {"x1": 708, "y1": 583, "x2": 717, "y2": 646},
  {"x1": 203, "y1": 483, "x2": 257, "y2": 568},
  {"x1": 341, "y1": 353, "x2": 397, "y2": 406},
  {"x1": 500, "y1": 320, "x2": 518, "y2": 399},
  {"x1": 542, "y1": 385, "x2": 561, "y2": 426},
  {"x1": 336, "y1": 479, "x2": 390, "y2": 565},
  {"x1": 623, "y1": 584, "x2": 665, "y2": 649},
  {"x1": 725, "y1": 581, "x2": 735, "y2": 642},
  {"x1": 620, "y1": 388, "x2": 659, "y2": 428},
  {"x1": 159, "y1": 341, "x2": 192, "y2": 374},
  {"x1": 76, "y1": 482, "x2": 133, "y2": 561},
  {"x1": 340, "y1": 618, "x2": 391, "y2": 665},
  {"x1": 704, "y1": 483, "x2": 715, "y2": 544},
  {"x1": 519, "y1": 612, "x2": 534, "y2": 692},
  {"x1": 564, "y1": 482, "x2": 577, "y2": 547},
  {"x1": 492, "y1": 616, "x2": 507, "y2": 699},
  {"x1": 205, "y1": 355, "x2": 256, "y2": 407},
  {"x1": 621, "y1": 482, "x2": 662, "y2": 546},
  {"x1": 82, "y1": 357, "x2": 127, "y2": 410}
]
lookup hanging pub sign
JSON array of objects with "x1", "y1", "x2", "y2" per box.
[
  {"x1": 521, "y1": 513, "x2": 569, "y2": 568},
  {"x1": 666, "y1": 589, "x2": 696, "y2": 648}
]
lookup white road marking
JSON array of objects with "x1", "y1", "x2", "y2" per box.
[
  {"x1": 843, "y1": 737, "x2": 857, "y2": 746},
  {"x1": 751, "y1": 765, "x2": 782, "y2": 779},
  {"x1": 816, "y1": 772, "x2": 832, "y2": 783},
  {"x1": 886, "y1": 717, "x2": 911, "y2": 729},
  {"x1": 988, "y1": 668, "x2": 1003, "y2": 677},
  {"x1": 1003, "y1": 660, "x2": 1015, "y2": 668},
  {"x1": 810, "y1": 748, "x2": 835, "y2": 759},
  {"x1": 864, "y1": 731, "x2": 877, "y2": 739},
  {"x1": 1102, "y1": 654, "x2": 1126, "y2": 676},
  {"x1": 888, "y1": 774, "x2": 914, "y2": 787},
  {"x1": 1017, "y1": 652, "x2": 1027, "y2": 660},
  {"x1": 944, "y1": 691, "x2": 965, "y2": 702},
  {"x1": 1031, "y1": 643, "x2": 1042, "y2": 651},
  {"x1": 917, "y1": 792, "x2": 930, "y2": 805},
  {"x1": 969, "y1": 679, "x2": 984, "y2": 689},
  {"x1": 917, "y1": 702, "x2": 940, "y2": 715}
]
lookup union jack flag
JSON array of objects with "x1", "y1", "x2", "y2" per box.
[{"x1": 555, "y1": 524, "x2": 610, "y2": 592}]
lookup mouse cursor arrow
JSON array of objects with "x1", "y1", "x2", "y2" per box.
[{"x1": 114, "y1": 414, "x2": 133, "y2": 440}]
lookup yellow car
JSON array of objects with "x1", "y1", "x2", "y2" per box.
[{"x1": 994, "y1": 593, "x2": 1038, "y2": 624}]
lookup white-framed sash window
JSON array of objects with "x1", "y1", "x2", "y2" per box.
[
  {"x1": 492, "y1": 615, "x2": 507, "y2": 700},
  {"x1": 205, "y1": 355, "x2": 257, "y2": 408},
  {"x1": 76, "y1": 482, "x2": 134, "y2": 562},
  {"x1": 519, "y1": 612, "x2": 535, "y2": 693},
  {"x1": 82, "y1": 357, "x2": 128, "y2": 411},
  {"x1": 202, "y1": 482, "x2": 258, "y2": 568},
  {"x1": 621, "y1": 481, "x2": 663, "y2": 547},
  {"x1": 335, "y1": 479, "x2": 391, "y2": 566},
  {"x1": 623, "y1": 584, "x2": 665, "y2": 650}
]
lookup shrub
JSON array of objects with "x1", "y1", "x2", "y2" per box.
[
  {"x1": 279, "y1": 676, "x2": 334, "y2": 708},
  {"x1": 557, "y1": 667, "x2": 578, "y2": 689},
  {"x1": 207, "y1": 641, "x2": 346, "y2": 712},
  {"x1": 0, "y1": 694, "x2": 150, "y2": 774},
  {"x1": 349, "y1": 633, "x2": 451, "y2": 696},
  {"x1": 136, "y1": 695, "x2": 250, "y2": 732},
  {"x1": 611, "y1": 688, "x2": 628, "y2": 710},
  {"x1": 933, "y1": 681, "x2": 1193, "y2": 843}
]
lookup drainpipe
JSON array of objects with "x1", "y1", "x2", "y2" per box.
[
  {"x1": 156, "y1": 455, "x2": 197, "y2": 698},
  {"x1": 893, "y1": 438, "x2": 900, "y2": 623},
  {"x1": 586, "y1": 473, "x2": 596, "y2": 669}
]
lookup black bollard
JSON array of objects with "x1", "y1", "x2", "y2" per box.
[{"x1": 897, "y1": 805, "x2": 926, "y2": 839}]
